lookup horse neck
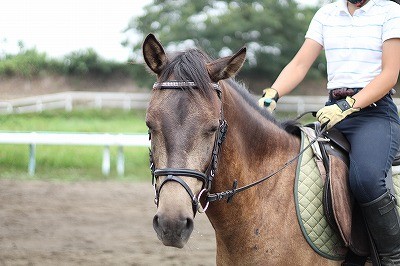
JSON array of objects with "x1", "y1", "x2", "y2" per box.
[
  {"x1": 218, "y1": 82, "x2": 300, "y2": 183},
  {"x1": 205, "y1": 81, "x2": 301, "y2": 241}
]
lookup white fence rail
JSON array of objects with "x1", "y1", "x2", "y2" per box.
[
  {"x1": 1, "y1": 92, "x2": 400, "y2": 176},
  {"x1": 2, "y1": 91, "x2": 400, "y2": 115},
  {"x1": 0, "y1": 91, "x2": 150, "y2": 114},
  {"x1": 0, "y1": 132, "x2": 150, "y2": 176}
]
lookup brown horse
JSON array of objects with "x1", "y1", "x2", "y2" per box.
[{"x1": 143, "y1": 34, "x2": 341, "y2": 265}]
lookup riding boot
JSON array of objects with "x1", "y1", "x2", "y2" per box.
[
  {"x1": 342, "y1": 249, "x2": 367, "y2": 265},
  {"x1": 361, "y1": 191, "x2": 400, "y2": 266}
]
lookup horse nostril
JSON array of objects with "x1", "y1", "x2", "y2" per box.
[
  {"x1": 153, "y1": 214, "x2": 160, "y2": 230},
  {"x1": 185, "y1": 217, "x2": 194, "y2": 231}
]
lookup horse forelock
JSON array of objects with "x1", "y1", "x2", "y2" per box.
[{"x1": 158, "y1": 49, "x2": 215, "y2": 99}]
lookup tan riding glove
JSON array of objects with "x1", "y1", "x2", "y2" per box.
[
  {"x1": 258, "y1": 88, "x2": 279, "y2": 112},
  {"x1": 316, "y1": 96, "x2": 360, "y2": 130}
]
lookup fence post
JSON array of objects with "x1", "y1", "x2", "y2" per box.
[
  {"x1": 297, "y1": 98, "x2": 305, "y2": 115},
  {"x1": 65, "y1": 94, "x2": 73, "y2": 112},
  {"x1": 6, "y1": 103, "x2": 13, "y2": 113},
  {"x1": 117, "y1": 146, "x2": 124, "y2": 176},
  {"x1": 28, "y1": 144, "x2": 36, "y2": 176},
  {"x1": 123, "y1": 99, "x2": 131, "y2": 111},
  {"x1": 36, "y1": 99, "x2": 43, "y2": 113},
  {"x1": 102, "y1": 145, "x2": 110, "y2": 176},
  {"x1": 95, "y1": 96, "x2": 102, "y2": 109}
]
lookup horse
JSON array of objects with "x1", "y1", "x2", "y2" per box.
[{"x1": 143, "y1": 33, "x2": 341, "y2": 265}]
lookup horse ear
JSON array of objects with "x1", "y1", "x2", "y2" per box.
[
  {"x1": 207, "y1": 47, "x2": 246, "y2": 82},
  {"x1": 142, "y1": 33, "x2": 168, "y2": 74}
]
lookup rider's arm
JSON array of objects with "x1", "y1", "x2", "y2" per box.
[
  {"x1": 271, "y1": 38, "x2": 323, "y2": 98},
  {"x1": 352, "y1": 38, "x2": 400, "y2": 109}
]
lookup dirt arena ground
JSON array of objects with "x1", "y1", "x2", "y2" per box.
[{"x1": 0, "y1": 180, "x2": 216, "y2": 266}]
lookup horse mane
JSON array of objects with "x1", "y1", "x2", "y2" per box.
[
  {"x1": 224, "y1": 79, "x2": 301, "y2": 136},
  {"x1": 158, "y1": 48, "x2": 300, "y2": 136}
]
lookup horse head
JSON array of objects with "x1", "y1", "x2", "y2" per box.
[{"x1": 143, "y1": 33, "x2": 246, "y2": 248}]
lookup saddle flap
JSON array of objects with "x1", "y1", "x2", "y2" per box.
[
  {"x1": 302, "y1": 124, "x2": 370, "y2": 256},
  {"x1": 298, "y1": 124, "x2": 373, "y2": 258},
  {"x1": 322, "y1": 142, "x2": 370, "y2": 256},
  {"x1": 328, "y1": 155, "x2": 352, "y2": 245}
]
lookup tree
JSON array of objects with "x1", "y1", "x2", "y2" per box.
[{"x1": 126, "y1": 0, "x2": 324, "y2": 92}]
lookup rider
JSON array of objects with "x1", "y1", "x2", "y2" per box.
[{"x1": 258, "y1": 0, "x2": 400, "y2": 265}]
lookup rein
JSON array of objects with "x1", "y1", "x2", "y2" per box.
[
  {"x1": 149, "y1": 80, "x2": 325, "y2": 214},
  {"x1": 207, "y1": 111, "x2": 324, "y2": 204}
]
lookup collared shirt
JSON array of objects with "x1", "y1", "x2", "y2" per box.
[{"x1": 305, "y1": 0, "x2": 400, "y2": 89}]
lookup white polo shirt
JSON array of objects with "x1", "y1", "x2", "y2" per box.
[{"x1": 305, "y1": 0, "x2": 400, "y2": 89}]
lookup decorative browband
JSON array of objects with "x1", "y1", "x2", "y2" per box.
[{"x1": 153, "y1": 81, "x2": 220, "y2": 90}]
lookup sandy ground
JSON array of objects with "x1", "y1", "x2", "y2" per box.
[{"x1": 0, "y1": 180, "x2": 216, "y2": 266}]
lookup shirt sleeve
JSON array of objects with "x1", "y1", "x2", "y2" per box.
[
  {"x1": 305, "y1": 8, "x2": 324, "y2": 46},
  {"x1": 382, "y1": 3, "x2": 400, "y2": 41}
]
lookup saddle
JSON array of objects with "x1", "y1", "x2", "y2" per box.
[{"x1": 301, "y1": 122, "x2": 400, "y2": 258}]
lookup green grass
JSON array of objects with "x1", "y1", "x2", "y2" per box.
[
  {"x1": 0, "y1": 109, "x2": 147, "y2": 132},
  {"x1": 0, "y1": 109, "x2": 151, "y2": 181}
]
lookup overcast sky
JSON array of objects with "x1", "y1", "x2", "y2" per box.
[{"x1": 0, "y1": 0, "x2": 321, "y2": 62}]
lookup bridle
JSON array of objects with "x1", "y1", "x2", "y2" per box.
[
  {"x1": 149, "y1": 80, "x2": 324, "y2": 216},
  {"x1": 149, "y1": 81, "x2": 227, "y2": 215}
]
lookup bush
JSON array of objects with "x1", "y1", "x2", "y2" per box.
[
  {"x1": 0, "y1": 49, "x2": 49, "y2": 77},
  {"x1": 0, "y1": 41, "x2": 162, "y2": 88},
  {"x1": 0, "y1": 47, "x2": 140, "y2": 80},
  {"x1": 62, "y1": 48, "x2": 121, "y2": 76}
]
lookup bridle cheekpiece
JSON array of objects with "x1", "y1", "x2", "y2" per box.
[{"x1": 149, "y1": 80, "x2": 227, "y2": 215}]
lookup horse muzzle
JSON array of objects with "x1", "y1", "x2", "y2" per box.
[{"x1": 153, "y1": 212, "x2": 194, "y2": 248}]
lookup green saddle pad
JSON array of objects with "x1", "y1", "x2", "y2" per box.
[
  {"x1": 294, "y1": 131, "x2": 346, "y2": 260},
  {"x1": 295, "y1": 130, "x2": 400, "y2": 260}
]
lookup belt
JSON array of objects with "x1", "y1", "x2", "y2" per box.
[
  {"x1": 329, "y1": 87, "x2": 396, "y2": 101},
  {"x1": 329, "y1": 88, "x2": 362, "y2": 100}
]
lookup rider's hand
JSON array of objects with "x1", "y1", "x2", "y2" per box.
[
  {"x1": 258, "y1": 88, "x2": 279, "y2": 112},
  {"x1": 316, "y1": 96, "x2": 360, "y2": 130}
]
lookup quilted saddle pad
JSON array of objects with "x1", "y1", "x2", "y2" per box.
[
  {"x1": 295, "y1": 130, "x2": 400, "y2": 260},
  {"x1": 294, "y1": 131, "x2": 346, "y2": 260}
]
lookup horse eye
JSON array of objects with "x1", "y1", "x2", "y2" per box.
[
  {"x1": 208, "y1": 125, "x2": 218, "y2": 134},
  {"x1": 146, "y1": 120, "x2": 155, "y2": 140},
  {"x1": 146, "y1": 119, "x2": 155, "y2": 131}
]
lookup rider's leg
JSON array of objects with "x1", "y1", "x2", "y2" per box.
[{"x1": 335, "y1": 95, "x2": 400, "y2": 265}]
